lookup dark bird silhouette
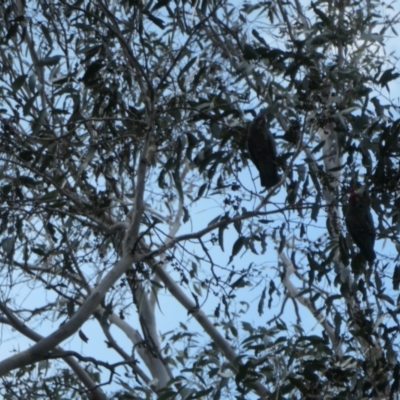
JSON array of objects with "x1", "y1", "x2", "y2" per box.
[
  {"x1": 345, "y1": 189, "x2": 376, "y2": 262},
  {"x1": 247, "y1": 113, "x2": 280, "y2": 188}
]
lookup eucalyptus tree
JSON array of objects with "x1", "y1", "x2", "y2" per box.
[{"x1": 0, "y1": 0, "x2": 399, "y2": 398}]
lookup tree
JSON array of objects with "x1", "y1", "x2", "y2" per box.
[{"x1": 0, "y1": 0, "x2": 399, "y2": 398}]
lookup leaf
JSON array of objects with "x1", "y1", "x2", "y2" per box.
[
  {"x1": 188, "y1": 387, "x2": 214, "y2": 399},
  {"x1": 241, "y1": 321, "x2": 253, "y2": 332},
  {"x1": 210, "y1": 121, "x2": 221, "y2": 139},
  {"x1": 2, "y1": 237, "x2": 14, "y2": 259},
  {"x1": 229, "y1": 236, "x2": 245, "y2": 263},
  {"x1": 361, "y1": 147, "x2": 372, "y2": 173},
  {"x1": 192, "y1": 66, "x2": 206, "y2": 89},
  {"x1": 375, "y1": 271, "x2": 383, "y2": 293},
  {"x1": 311, "y1": 194, "x2": 321, "y2": 221},
  {"x1": 173, "y1": 167, "x2": 183, "y2": 200},
  {"x1": 1, "y1": 184, "x2": 12, "y2": 196},
  {"x1": 252, "y1": 29, "x2": 268, "y2": 47},
  {"x1": 218, "y1": 224, "x2": 226, "y2": 252},
  {"x1": 179, "y1": 56, "x2": 197, "y2": 79},
  {"x1": 195, "y1": 183, "x2": 207, "y2": 201},
  {"x1": 247, "y1": 237, "x2": 258, "y2": 255},
  {"x1": 258, "y1": 286, "x2": 266, "y2": 315},
  {"x1": 78, "y1": 329, "x2": 89, "y2": 343},
  {"x1": 46, "y1": 222, "x2": 57, "y2": 243},
  {"x1": 157, "y1": 168, "x2": 168, "y2": 189},
  {"x1": 31, "y1": 247, "x2": 46, "y2": 256},
  {"x1": 307, "y1": 253, "x2": 320, "y2": 271},
  {"x1": 233, "y1": 218, "x2": 241, "y2": 233},
  {"x1": 327, "y1": 163, "x2": 345, "y2": 172},
  {"x1": 334, "y1": 312, "x2": 342, "y2": 338},
  {"x1": 40, "y1": 23, "x2": 53, "y2": 47},
  {"x1": 214, "y1": 303, "x2": 220, "y2": 319},
  {"x1": 145, "y1": 12, "x2": 165, "y2": 29},
  {"x1": 193, "y1": 282, "x2": 202, "y2": 296},
  {"x1": 151, "y1": 0, "x2": 170, "y2": 10},
  {"x1": 81, "y1": 59, "x2": 105, "y2": 84},
  {"x1": 207, "y1": 215, "x2": 221, "y2": 227},
  {"x1": 28, "y1": 75, "x2": 36, "y2": 93},
  {"x1": 312, "y1": 140, "x2": 326, "y2": 154},
  {"x1": 183, "y1": 206, "x2": 190, "y2": 223},
  {"x1": 243, "y1": 44, "x2": 258, "y2": 60},
  {"x1": 392, "y1": 265, "x2": 400, "y2": 290},
  {"x1": 376, "y1": 293, "x2": 395, "y2": 305},
  {"x1": 23, "y1": 95, "x2": 38, "y2": 116},
  {"x1": 200, "y1": 0, "x2": 208, "y2": 14},
  {"x1": 6, "y1": 23, "x2": 19, "y2": 41},
  {"x1": 32, "y1": 109, "x2": 47, "y2": 135},
  {"x1": 391, "y1": 364, "x2": 400, "y2": 395},
  {"x1": 37, "y1": 55, "x2": 62, "y2": 67},
  {"x1": 51, "y1": 108, "x2": 70, "y2": 115},
  {"x1": 311, "y1": 2, "x2": 331, "y2": 26},
  {"x1": 379, "y1": 68, "x2": 400, "y2": 88},
  {"x1": 185, "y1": 132, "x2": 198, "y2": 161},
  {"x1": 18, "y1": 150, "x2": 34, "y2": 161},
  {"x1": 230, "y1": 324, "x2": 238, "y2": 337},
  {"x1": 310, "y1": 34, "x2": 334, "y2": 46},
  {"x1": 360, "y1": 33, "x2": 384, "y2": 43},
  {"x1": 268, "y1": 280, "x2": 276, "y2": 309},
  {"x1": 38, "y1": 154, "x2": 55, "y2": 173},
  {"x1": 338, "y1": 234, "x2": 349, "y2": 266},
  {"x1": 300, "y1": 223, "x2": 305, "y2": 238},
  {"x1": 371, "y1": 96, "x2": 384, "y2": 116},
  {"x1": 278, "y1": 223, "x2": 286, "y2": 253},
  {"x1": 169, "y1": 108, "x2": 181, "y2": 121},
  {"x1": 19, "y1": 176, "x2": 38, "y2": 186},
  {"x1": 12, "y1": 75, "x2": 27, "y2": 93}
]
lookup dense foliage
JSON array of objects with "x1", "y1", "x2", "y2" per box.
[{"x1": 0, "y1": 0, "x2": 400, "y2": 398}]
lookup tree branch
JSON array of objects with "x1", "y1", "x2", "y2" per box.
[
  {"x1": 278, "y1": 252, "x2": 344, "y2": 357},
  {"x1": 144, "y1": 252, "x2": 270, "y2": 397},
  {"x1": 0, "y1": 301, "x2": 108, "y2": 400},
  {"x1": 0, "y1": 254, "x2": 134, "y2": 376}
]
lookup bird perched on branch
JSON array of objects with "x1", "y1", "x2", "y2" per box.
[
  {"x1": 247, "y1": 112, "x2": 280, "y2": 189},
  {"x1": 345, "y1": 187, "x2": 376, "y2": 262}
]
